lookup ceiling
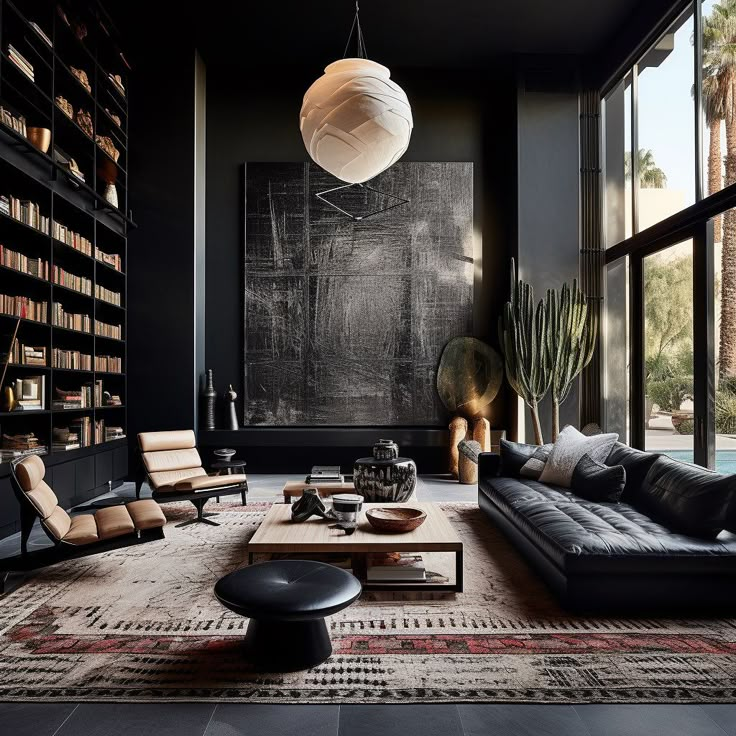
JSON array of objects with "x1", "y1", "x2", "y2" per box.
[{"x1": 191, "y1": 0, "x2": 651, "y2": 70}]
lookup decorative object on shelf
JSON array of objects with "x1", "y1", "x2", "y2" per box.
[
  {"x1": 448, "y1": 416, "x2": 467, "y2": 479},
  {"x1": 203, "y1": 369, "x2": 216, "y2": 430},
  {"x1": 0, "y1": 106, "x2": 27, "y2": 137},
  {"x1": 299, "y1": 1, "x2": 412, "y2": 218},
  {"x1": 73, "y1": 22, "x2": 87, "y2": 41},
  {"x1": 1, "y1": 385, "x2": 15, "y2": 412},
  {"x1": 96, "y1": 135, "x2": 120, "y2": 162},
  {"x1": 354, "y1": 440, "x2": 417, "y2": 503},
  {"x1": 103, "y1": 183, "x2": 118, "y2": 208},
  {"x1": 457, "y1": 440, "x2": 481, "y2": 485},
  {"x1": 372, "y1": 438, "x2": 398, "y2": 460},
  {"x1": 225, "y1": 384, "x2": 239, "y2": 430},
  {"x1": 57, "y1": 5, "x2": 71, "y2": 27},
  {"x1": 76, "y1": 109, "x2": 93, "y2": 138},
  {"x1": 108, "y1": 73, "x2": 126, "y2": 97},
  {"x1": 0, "y1": 318, "x2": 21, "y2": 411},
  {"x1": 499, "y1": 259, "x2": 597, "y2": 443},
  {"x1": 70, "y1": 66, "x2": 91, "y2": 94},
  {"x1": 213, "y1": 448, "x2": 236, "y2": 460},
  {"x1": 55, "y1": 95, "x2": 73, "y2": 119},
  {"x1": 26, "y1": 127, "x2": 50, "y2": 154},
  {"x1": 105, "y1": 108, "x2": 121, "y2": 127},
  {"x1": 366, "y1": 506, "x2": 427, "y2": 533}
]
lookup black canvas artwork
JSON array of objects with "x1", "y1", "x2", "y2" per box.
[{"x1": 244, "y1": 162, "x2": 474, "y2": 426}]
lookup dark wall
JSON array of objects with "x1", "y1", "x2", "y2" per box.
[{"x1": 204, "y1": 65, "x2": 517, "y2": 468}]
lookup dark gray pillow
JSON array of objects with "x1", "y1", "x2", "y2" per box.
[
  {"x1": 571, "y1": 453, "x2": 626, "y2": 503},
  {"x1": 499, "y1": 439, "x2": 552, "y2": 477},
  {"x1": 633, "y1": 455, "x2": 736, "y2": 539},
  {"x1": 605, "y1": 442, "x2": 661, "y2": 500},
  {"x1": 519, "y1": 445, "x2": 552, "y2": 480}
]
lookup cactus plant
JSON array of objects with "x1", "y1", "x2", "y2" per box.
[
  {"x1": 499, "y1": 259, "x2": 552, "y2": 444},
  {"x1": 546, "y1": 280, "x2": 597, "y2": 440}
]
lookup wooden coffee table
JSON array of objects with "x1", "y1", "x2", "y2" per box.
[{"x1": 247, "y1": 502, "x2": 463, "y2": 592}]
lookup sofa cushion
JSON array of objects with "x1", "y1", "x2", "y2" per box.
[
  {"x1": 519, "y1": 445, "x2": 552, "y2": 480},
  {"x1": 571, "y1": 454, "x2": 626, "y2": 503},
  {"x1": 148, "y1": 467, "x2": 208, "y2": 490},
  {"x1": 142, "y1": 447, "x2": 202, "y2": 474},
  {"x1": 605, "y1": 442, "x2": 660, "y2": 500},
  {"x1": 138, "y1": 429, "x2": 196, "y2": 452},
  {"x1": 95, "y1": 506, "x2": 136, "y2": 540},
  {"x1": 43, "y1": 506, "x2": 72, "y2": 541},
  {"x1": 15, "y1": 454, "x2": 45, "y2": 491},
  {"x1": 174, "y1": 474, "x2": 247, "y2": 492},
  {"x1": 539, "y1": 426, "x2": 618, "y2": 488},
  {"x1": 499, "y1": 439, "x2": 551, "y2": 477},
  {"x1": 125, "y1": 500, "x2": 166, "y2": 530},
  {"x1": 479, "y1": 474, "x2": 736, "y2": 575},
  {"x1": 63, "y1": 514, "x2": 99, "y2": 545},
  {"x1": 632, "y1": 455, "x2": 736, "y2": 539}
]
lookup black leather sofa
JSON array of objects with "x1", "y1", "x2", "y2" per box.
[{"x1": 478, "y1": 444, "x2": 736, "y2": 613}]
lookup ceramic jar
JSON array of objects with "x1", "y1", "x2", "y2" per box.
[{"x1": 353, "y1": 439, "x2": 417, "y2": 503}]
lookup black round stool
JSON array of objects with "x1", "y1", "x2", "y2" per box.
[{"x1": 214, "y1": 560, "x2": 362, "y2": 671}]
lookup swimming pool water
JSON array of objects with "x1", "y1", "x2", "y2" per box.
[{"x1": 663, "y1": 450, "x2": 736, "y2": 475}]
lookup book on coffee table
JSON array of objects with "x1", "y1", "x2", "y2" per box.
[
  {"x1": 306, "y1": 465, "x2": 344, "y2": 483},
  {"x1": 367, "y1": 553, "x2": 426, "y2": 582}
]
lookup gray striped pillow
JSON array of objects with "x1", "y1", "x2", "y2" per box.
[{"x1": 519, "y1": 445, "x2": 552, "y2": 480}]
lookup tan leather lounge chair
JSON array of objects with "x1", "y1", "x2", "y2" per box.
[
  {"x1": 2, "y1": 455, "x2": 166, "y2": 592},
  {"x1": 136, "y1": 430, "x2": 248, "y2": 527}
]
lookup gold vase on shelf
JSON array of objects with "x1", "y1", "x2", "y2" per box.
[{"x1": 2, "y1": 385, "x2": 16, "y2": 412}]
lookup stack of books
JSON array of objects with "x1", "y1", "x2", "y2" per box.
[
  {"x1": 0, "y1": 294, "x2": 47, "y2": 322},
  {"x1": 52, "y1": 426, "x2": 80, "y2": 452},
  {"x1": 29, "y1": 22, "x2": 52, "y2": 48},
  {"x1": 1, "y1": 433, "x2": 46, "y2": 461},
  {"x1": 367, "y1": 553, "x2": 426, "y2": 583},
  {"x1": 7, "y1": 45, "x2": 34, "y2": 81},
  {"x1": 0, "y1": 106, "x2": 27, "y2": 137},
  {"x1": 1, "y1": 196, "x2": 50, "y2": 233},
  {"x1": 2, "y1": 342, "x2": 46, "y2": 366},
  {"x1": 306, "y1": 465, "x2": 344, "y2": 484},
  {"x1": 11, "y1": 375, "x2": 45, "y2": 411},
  {"x1": 95, "y1": 421, "x2": 125, "y2": 444},
  {"x1": 0, "y1": 245, "x2": 48, "y2": 279},
  {"x1": 53, "y1": 384, "x2": 93, "y2": 410}
]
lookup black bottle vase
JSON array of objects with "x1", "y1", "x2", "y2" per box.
[{"x1": 203, "y1": 369, "x2": 216, "y2": 430}]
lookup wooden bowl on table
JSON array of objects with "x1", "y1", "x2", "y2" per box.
[{"x1": 366, "y1": 507, "x2": 427, "y2": 533}]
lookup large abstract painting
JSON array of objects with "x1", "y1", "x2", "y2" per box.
[{"x1": 244, "y1": 162, "x2": 474, "y2": 425}]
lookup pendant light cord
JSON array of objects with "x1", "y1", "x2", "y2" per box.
[{"x1": 343, "y1": 0, "x2": 368, "y2": 59}]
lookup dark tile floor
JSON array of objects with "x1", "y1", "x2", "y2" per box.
[
  {"x1": 1, "y1": 478, "x2": 734, "y2": 734},
  {"x1": 0, "y1": 703, "x2": 734, "y2": 736}
]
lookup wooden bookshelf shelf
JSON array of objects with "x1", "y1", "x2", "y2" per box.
[{"x1": 0, "y1": 0, "x2": 129, "y2": 472}]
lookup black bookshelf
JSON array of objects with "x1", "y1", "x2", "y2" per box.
[{"x1": 0, "y1": 0, "x2": 130, "y2": 536}]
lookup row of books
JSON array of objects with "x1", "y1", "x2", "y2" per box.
[
  {"x1": 0, "y1": 245, "x2": 48, "y2": 279},
  {"x1": 53, "y1": 347, "x2": 91, "y2": 370},
  {"x1": 95, "y1": 284, "x2": 121, "y2": 306},
  {"x1": 52, "y1": 221, "x2": 92, "y2": 257},
  {"x1": 52, "y1": 302, "x2": 91, "y2": 332},
  {"x1": 366, "y1": 553, "x2": 427, "y2": 582},
  {"x1": 9, "y1": 375, "x2": 45, "y2": 411},
  {"x1": 0, "y1": 196, "x2": 50, "y2": 234},
  {"x1": 53, "y1": 418, "x2": 92, "y2": 451},
  {"x1": 2, "y1": 342, "x2": 46, "y2": 366},
  {"x1": 0, "y1": 106, "x2": 27, "y2": 138},
  {"x1": 52, "y1": 383, "x2": 94, "y2": 410},
  {"x1": 95, "y1": 354, "x2": 122, "y2": 373},
  {"x1": 95, "y1": 320, "x2": 121, "y2": 339},
  {"x1": 95, "y1": 248, "x2": 123, "y2": 272},
  {"x1": 0, "y1": 294, "x2": 47, "y2": 322},
  {"x1": 53, "y1": 265, "x2": 92, "y2": 295},
  {"x1": 7, "y1": 45, "x2": 34, "y2": 82},
  {"x1": 1, "y1": 433, "x2": 46, "y2": 462},
  {"x1": 95, "y1": 420, "x2": 125, "y2": 445}
]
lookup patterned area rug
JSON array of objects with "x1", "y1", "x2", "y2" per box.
[{"x1": 1, "y1": 502, "x2": 735, "y2": 703}]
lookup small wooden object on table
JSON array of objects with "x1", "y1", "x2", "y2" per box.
[
  {"x1": 248, "y1": 502, "x2": 463, "y2": 592},
  {"x1": 282, "y1": 480, "x2": 355, "y2": 504}
]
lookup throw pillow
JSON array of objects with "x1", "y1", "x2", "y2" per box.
[
  {"x1": 571, "y1": 453, "x2": 626, "y2": 502},
  {"x1": 538, "y1": 425, "x2": 618, "y2": 488},
  {"x1": 499, "y1": 439, "x2": 552, "y2": 477},
  {"x1": 519, "y1": 445, "x2": 552, "y2": 480},
  {"x1": 632, "y1": 455, "x2": 736, "y2": 539},
  {"x1": 605, "y1": 442, "x2": 661, "y2": 501}
]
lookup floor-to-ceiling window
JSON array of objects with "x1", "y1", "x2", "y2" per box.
[{"x1": 602, "y1": 0, "x2": 736, "y2": 471}]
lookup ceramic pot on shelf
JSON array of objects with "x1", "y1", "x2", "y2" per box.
[{"x1": 353, "y1": 439, "x2": 417, "y2": 503}]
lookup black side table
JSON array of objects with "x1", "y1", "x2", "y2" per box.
[{"x1": 211, "y1": 459, "x2": 247, "y2": 504}]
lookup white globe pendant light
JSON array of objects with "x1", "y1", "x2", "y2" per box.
[{"x1": 299, "y1": 3, "x2": 413, "y2": 185}]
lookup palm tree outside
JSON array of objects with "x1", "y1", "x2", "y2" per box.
[{"x1": 625, "y1": 148, "x2": 668, "y2": 188}]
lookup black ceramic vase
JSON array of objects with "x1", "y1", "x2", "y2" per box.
[
  {"x1": 353, "y1": 439, "x2": 417, "y2": 503},
  {"x1": 203, "y1": 369, "x2": 216, "y2": 431}
]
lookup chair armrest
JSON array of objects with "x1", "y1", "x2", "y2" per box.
[{"x1": 478, "y1": 452, "x2": 501, "y2": 479}]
